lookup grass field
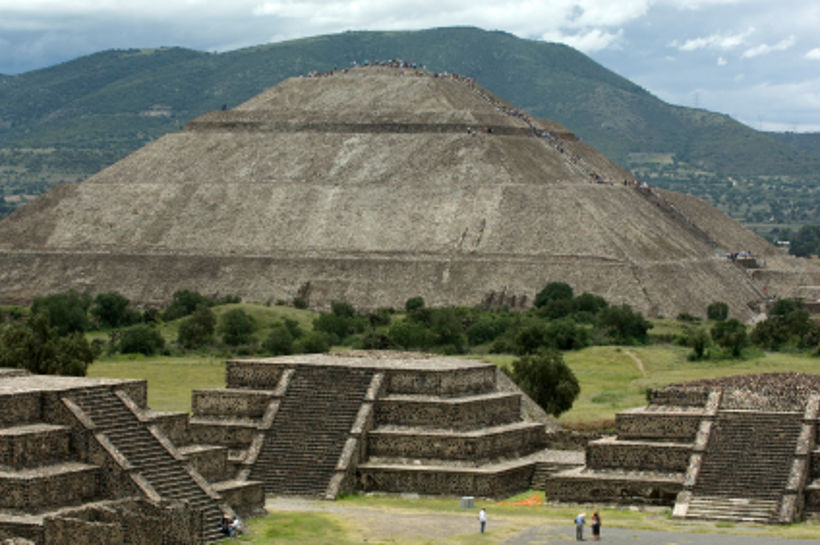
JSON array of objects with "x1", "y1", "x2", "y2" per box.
[{"x1": 88, "y1": 344, "x2": 819, "y2": 425}]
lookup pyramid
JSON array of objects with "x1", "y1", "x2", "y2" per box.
[{"x1": 1, "y1": 65, "x2": 817, "y2": 318}]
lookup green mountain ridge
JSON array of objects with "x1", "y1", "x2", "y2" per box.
[{"x1": 1, "y1": 27, "x2": 818, "y2": 226}]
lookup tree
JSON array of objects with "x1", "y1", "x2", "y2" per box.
[
  {"x1": 31, "y1": 290, "x2": 91, "y2": 335},
  {"x1": 0, "y1": 310, "x2": 94, "y2": 376},
  {"x1": 509, "y1": 350, "x2": 580, "y2": 417},
  {"x1": 598, "y1": 304, "x2": 651, "y2": 344},
  {"x1": 219, "y1": 308, "x2": 256, "y2": 346},
  {"x1": 91, "y1": 291, "x2": 140, "y2": 328},
  {"x1": 163, "y1": 289, "x2": 210, "y2": 321},
  {"x1": 262, "y1": 324, "x2": 294, "y2": 355},
  {"x1": 534, "y1": 282, "x2": 574, "y2": 308},
  {"x1": 710, "y1": 319, "x2": 748, "y2": 357},
  {"x1": 687, "y1": 328, "x2": 711, "y2": 360},
  {"x1": 706, "y1": 301, "x2": 729, "y2": 321},
  {"x1": 120, "y1": 324, "x2": 166, "y2": 355},
  {"x1": 177, "y1": 305, "x2": 216, "y2": 349},
  {"x1": 387, "y1": 320, "x2": 435, "y2": 350}
]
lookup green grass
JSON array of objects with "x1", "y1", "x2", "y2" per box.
[{"x1": 87, "y1": 356, "x2": 225, "y2": 413}]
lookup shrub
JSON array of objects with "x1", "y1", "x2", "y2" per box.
[
  {"x1": 120, "y1": 324, "x2": 165, "y2": 356},
  {"x1": 710, "y1": 319, "x2": 748, "y2": 357},
  {"x1": 538, "y1": 298, "x2": 574, "y2": 320},
  {"x1": 514, "y1": 321, "x2": 549, "y2": 355},
  {"x1": 466, "y1": 315, "x2": 511, "y2": 346},
  {"x1": 598, "y1": 304, "x2": 651, "y2": 344},
  {"x1": 429, "y1": 307, "x2": 466, "y2": 353},
  {"x1": 262, "y1": 324, "x2": 294, "y2": 355},
  {"x1": 359, "y1": 329, "x2": 393, "y2": 350},
  {"x1": 687, "y1": 328, "x2": 711, "y2": 360},
  {"x1": 330, "y1": 300, "x2": 356, "y2": 318},
  {"x1": 404, "y1": 296, "x2": 425, "y2": 313},
  {"x1": 544, "y1": 318, "x2": 590, "y2": 350},
  {"x1": 0, "y1": 310, "x2": 94, "y2": 376},
  {"x1": 706, "y1": 301, "x2": 729, "y2": 321},
  {"x1": 292, "y1": 297, "x2": 308, "y2": 309},
  {"x1": 387, "y1": 320, "x2": 435, "y2": 350},
  {"x1": 31, "y1": 290, "x2": 91, "y2": 336},
  {"x1": 509, "y1": 350, "x2": 580, "y2": 416},
  {"x1": 534, "y1": 282, "x2": 574, "y2": 308},
  {"x1": 751, "y1": 299, "x2": 820, "y2": 351},
  {"x1": 366, "y1": 308, "x2": 393, "y2": 327},
  {"x1": 91, "y1": 291, "x2": 140, "y2": 328},
  {"x1": 293, "y1": 331, "x2": 331, "y2": 353},
  {"x1": 219, "y1": 309, "x2": 256, "y2": 346},
  {"x1": 177, "y1": 305, "x2": 216, "y2": 349},
  {"x1": 572, "y1": 292, "x2": 608, "y2": 314},
  {"x1": 282, "y1": 318, "x2": 304, "y2": 339},
  {"x1": 163, "y1": 289, "x2": 210, "y2": 321}
]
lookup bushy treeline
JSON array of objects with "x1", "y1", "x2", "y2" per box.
[
  {"x1": 682, "y1": 298, "x2": 820, "y2": 360},
  {"x1": 312, "y1": 283, "x2": 652, "y2": 356}
]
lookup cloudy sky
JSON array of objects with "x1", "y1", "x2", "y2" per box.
[{"x1": 2, "y1": 0, "x2": 819, "y2": 132}]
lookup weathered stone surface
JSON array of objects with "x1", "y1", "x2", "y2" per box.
[{"x1": 2, "y1": 67, "x2": 815, "y2": 318}]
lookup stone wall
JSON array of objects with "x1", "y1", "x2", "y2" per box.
[
  {"x1": 586, "y1": 438, "x2": 691, "y2": 472},
  {"x1": 385, "y1": 366, "x2": 496, "y2": 396},
  {"x1": 374, "y1": 394, "x2": 520, "y2": 429},
  {"x1": 359, "y1": 464, "x2": 534, "y2": 498},
  {"x1": 615, "y1": 409, "x2": 703, "y2": 441},
  {"x1": 367, "y1": 423, "x2": 544, "y2": 462}
]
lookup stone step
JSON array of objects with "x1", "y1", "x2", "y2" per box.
[
  {"x1": 178, "y1": 444, "x2": 230, "y2": 482},
  {"x1": 685, "y1": 495, "x2": 778, "y2": 523},
  {"x1": 0, "y1": 423, "x2": 72, "y2": 469},
  {"x1": 585, "y1": 436, "x2": 692, "y2": 472},
  {"x1": 544, "y1": 466, "x2": 684, "y2": 505}
]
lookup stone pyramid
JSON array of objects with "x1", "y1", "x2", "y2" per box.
[{"x1": 1, "y1": 65, "x2": 816, "y2": 318}]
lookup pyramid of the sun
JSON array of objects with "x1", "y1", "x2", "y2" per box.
[{"x1": 1, "y1": 65, "x2": 817, "y2": 318}]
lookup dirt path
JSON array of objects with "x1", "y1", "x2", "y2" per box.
[{"x1": 624, "y1": 349, "x2": 646, "y2": 376}]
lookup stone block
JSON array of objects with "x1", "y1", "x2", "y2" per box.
[
  {"x1": 191, "y1": 389, "x2": 276, "y2": 419},
  {"x1": 585, "y1": 437, "x2": 691, "y2": 472},
  {"x1": 386, "y1": 366, "x2": 495, "y2": 396},
  {"x1": 143, "y1": 412, "x2": 189, "y2": 446},
  {"x1": 178, "y1": 445, "x2": 229, "y2": 482},
  {"x1": 367, "y1": 422, "x2": 544, "y2": 461},
  {"x1": 188, "y1": 419, "x2": 258, "y2": 450},
  {"x1": 0, "y1": 463, "x2": 100, "y2": 511},
  {"x1": 358, "y1": 463, "x2": 534, "y2": 498},
  {"x1": 0, "y1": 425, "x2": 71, "y2": 470},
  {"x1": 375, "y1": 393, "x2": 520, "y2": 430},
  {"x1": 0, "y1": 393, "x2": 41, "y2": 427},
  {"x1": 225, "y1": 362, "x2": 283, "y2": 389},
  {"x1": 210, "y1": 480, "x2": 266, "y2": 519},
  {"x1": 615, "y1": 408, "x2": 702, "y2": 441}
]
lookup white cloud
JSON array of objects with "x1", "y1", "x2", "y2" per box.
[
  {"x1": 541, "y1": 28, "x2": 624, "y2": 52},
  {"x1": 669, "y1": 28, "x2": 754, "y2": 51},
  {"x1": 741, "y1": 35, "x2": 796, "y2": 58},
  {"x1": 805, "y1": 48, "x2": 820, "y2": 60},
  {"x1": 717, "y1": 56, "x2": 727, "y2": 65}
]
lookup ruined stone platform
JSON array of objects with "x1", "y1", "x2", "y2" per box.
[
  {"x1": 191, "y1": 351, "x2": 555, "y2": 499},
  {"x1": 0, "y1": 369, "x2": 263, "y2": 544},
  {"x1": 546, "y1": 373, "x2": 820, "y2": 524}
]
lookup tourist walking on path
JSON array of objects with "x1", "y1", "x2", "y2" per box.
[
  {"x1": 575, "y1": 512, "x2": 586, "y2": 541},
  {"x1": 479, "y1": 507, "x2": 487, "y2": 534},
  {"x1": 591, "y1": 512, "x2": 601, "y2": 540}
]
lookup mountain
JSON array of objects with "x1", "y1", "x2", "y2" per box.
[
  {"x1": 0, "y1": 27, "x2": 818, "y2": 225},
  {"x1": 6, "y1": 65, "x2": 815, "y2": 317}
]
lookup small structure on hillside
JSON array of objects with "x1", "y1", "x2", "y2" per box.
[{"x1": 546, "y1": 373, "x2": 820, "y2": 523}]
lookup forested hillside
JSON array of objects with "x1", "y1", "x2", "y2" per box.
[{"x1": 1, "y1": 27, "x2": 818, "y2": 226}]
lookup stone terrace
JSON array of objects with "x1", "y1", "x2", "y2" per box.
[
  {"x1": 545, "y1": 373, "x2": 820, "y2": 524},
  {"x1": 0, "y1": 371, "x2": 263, "y2": 544},
  {"x1": 190, "y1": 351, "x2": 556, "y2": 499}
]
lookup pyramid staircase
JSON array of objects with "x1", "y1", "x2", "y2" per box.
[
  {"x1": 247, "y1": 366, "x2": 375, "y2": 496},
  {"x1": 67, "y1": 387, "x2": 230, "y2": 543},
  {"x1": 682, "y1": 411, "x2": 803, "y2": 523}
]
